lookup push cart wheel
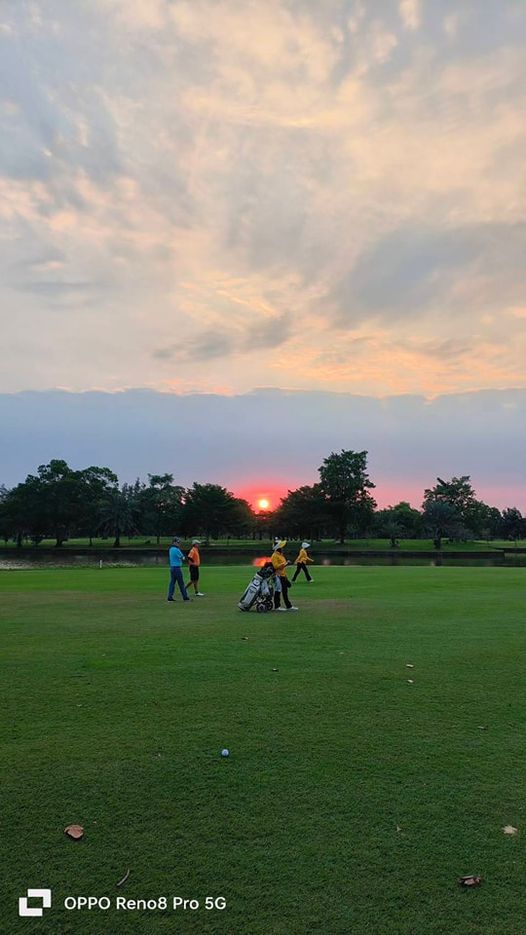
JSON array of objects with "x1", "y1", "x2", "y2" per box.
[{"x1": 256, "y1": 603, "x2": 267, "y2": 613}]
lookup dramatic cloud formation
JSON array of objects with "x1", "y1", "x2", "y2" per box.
[
  {"x1": 1, "y1": 0, "x2": 525, "y2": 395},
  {"x1": 0, "y1": 389, "x2": 524, "y2": 510}
]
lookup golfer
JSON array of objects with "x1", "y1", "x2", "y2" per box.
[
  {"x1": 271, "y1": 540, "x2": 298, "y2": 612},
  {"x1": 167, "y1": 537, "x2": 190, "y2": 602},
  {"x1": 292, "y1": 541, "x2": 314, "y2": 582},
  {"x1": 186, "y1": 539, "x2": 204, "y2": 597}
]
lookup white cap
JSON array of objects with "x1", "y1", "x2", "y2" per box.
[
  {"x1": 302, "y1": 542, "x2": 311, "y2": 549},
  {"x1": 192, "y1": 539, "x2": 201, "y2": 545}
]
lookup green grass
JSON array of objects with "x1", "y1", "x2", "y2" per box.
[{"x1": 1, "y1": 566, "x2": 525, "y2": 934}]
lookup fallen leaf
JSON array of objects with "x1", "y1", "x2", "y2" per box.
[
  {"x1": 406, "y1": 664, "x2": 414, "y2": 668},
  {"x1": 458, "y1": 875, "x2": 482, "y2": 888},
  {"x1": 272, "y1": 668, "x2": 279, "y2": 672},
  {"x1": 407, "y1": 679, "x2": 414, "y2": 684},
  {"x1": 503, "y1": 825, "x2": 518, "y2": 835},
  {"x1": 241, "y1": 637, "x2": 249, "y2": 641},
  {"x1": 478, "y1": 725, "x2": 488, "y2": 731},
  {"x1": 64, "y1": 824, "x2": 84, "y2": 840},
  {"x1": 117, "y1": 869, "x2": 130, "y2": 887},
  {"x1": 396, "y1": 825, "x2": 402, "y2": 833}
]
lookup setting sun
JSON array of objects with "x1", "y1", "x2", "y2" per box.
[{"x1": 257, "y1": 498, "x2": 270, "y2": 511}]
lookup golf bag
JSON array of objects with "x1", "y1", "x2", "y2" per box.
[{"x1": 238, "y1": 564, "x2": 275, "y2": 613}]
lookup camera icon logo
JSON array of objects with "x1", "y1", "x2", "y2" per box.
[{"x1": 18, "y1": 888, "x2": 52, "y2": 917}]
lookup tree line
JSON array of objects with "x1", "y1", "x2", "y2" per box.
[{"x1": 0, "y1": 451, "x2": 524, "y2": 548}]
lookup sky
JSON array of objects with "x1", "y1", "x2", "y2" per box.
[
  {"x1": 1, "y1": 388, "x2": 524, "y2": 511},
  {"x1": 0, "y1": 1, "x2": 525, "y2": 508}
]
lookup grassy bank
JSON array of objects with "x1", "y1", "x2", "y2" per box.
[
  {"x1": 2, "y1": 537, "x2": 524, "y2": 551},
  {"x1": 1, "y1": 566, "x2": 525, "y2": 933}
]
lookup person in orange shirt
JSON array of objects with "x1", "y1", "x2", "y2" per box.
[
  {"x1": 271, "y1": 540, "x2": 298, "y2": 612},
  {"x1": 185, "y1": 539, "x2": 204, "y2": 596},
  {"x1": 292, "y1": 542, "x2": 314, "y2": 582}
]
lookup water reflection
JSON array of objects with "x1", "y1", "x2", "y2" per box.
[{"x1": 0, "y1": 550, "x2": 524, "y2": 570}]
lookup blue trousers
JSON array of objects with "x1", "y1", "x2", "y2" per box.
[{"x1": 168, "y1": 566, "x2": 189, "y2": 601}]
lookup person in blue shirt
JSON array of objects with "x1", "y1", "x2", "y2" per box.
[{"x1": 167, "y1": 537, "x2": 191, "y2": 602}]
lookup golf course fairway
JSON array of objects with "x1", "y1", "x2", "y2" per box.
[{"x1": 2, "y1": 565, "x2": 525, "y2": 934}]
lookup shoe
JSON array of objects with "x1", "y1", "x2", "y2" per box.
[
  {"x1": 276, "y1": 607, "x2": 288, "y2": 612},
  {"x1": 196, "y1": 592, "x2": 205, "y2": 597},
  {"x1": 287, "y1": 606, "x2": 299, "y2": 611},
  {"x1": 307, "y1": 579, "x2": 314, "y2": 583},
  {"x1": 167, "y1": 598, "x2": 174, "y2": 602},
  {"x1": 183, "y1": 598, "x2": 192, "y2": 602}
]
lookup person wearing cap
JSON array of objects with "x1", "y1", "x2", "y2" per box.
[
  {"x1": 271, "y1": 540, "x2": 298, "y2": 612},
  {"x1": 167, "y1": 536, "x2": 191, "y2": 602},
  {"x1": 292, "y1": 542, "x2": 314, "y2": 582},
  {"x1": 186, "y1": 539, "x2": 204, "y2": 597}
]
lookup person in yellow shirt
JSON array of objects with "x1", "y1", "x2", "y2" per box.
[
  {"x1": 292, "y1": 541, "x2": 314, "y2": 583},
  {"x1": 271, "y1": 540, "x2": 298, "y2": 612},
  {"x1": 185, "y1": 539, "x2": 204, "y2": 596}
]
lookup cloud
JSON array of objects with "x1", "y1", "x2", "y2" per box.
[
  {"x1": 153, "y1": 312, "x2": 293, "y2": 363},
  {"x1": 399, "y1": 0, "x2": 422, "y2": 32},
  {"x1": 0, "y1": 387, "x2": 524, "y2": 511},
  {"x1": 154, "y1": 330, "x2": 236, "y2": 363},
  {"x1": 243, "y1": 312, "x2": 292, "y2": 350},
  {"x1": 395, "y1": 338, "x2": 470, "y2": 360},
  {"x1": 331, "y1": 221, "x2": 526, "y2": 324},
  {"x1": 0, "y1": 0, "x2": 525, "y2": 398}
]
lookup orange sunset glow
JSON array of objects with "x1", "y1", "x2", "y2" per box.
[{"x1": 237, "y1": 485, "x2": 289, "y2": 513}]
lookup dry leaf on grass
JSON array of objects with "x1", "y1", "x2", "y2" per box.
[
  {"x1": 64, "y1": 824, "x2": 84, "y2": 840},
  {"x1": 396, "y1": 825, "x2": 402, "y2": 833},
  {"x1": 407, "y1": 679, "x2": 414, "y2": 684},
  {"x1": 406, "y1": 664, "x2": 414, "y2": 668},
  {"x1": 458, "y1": 875, "x2": 482, "y2": 888},
  {"x1": 503, "y1": 825, "x2": 518, "y2": 835},
  {"x1": 116, "y1": 869, "x2": 130, "y2": 887}
]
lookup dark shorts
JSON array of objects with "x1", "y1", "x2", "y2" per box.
[{"x1": 189, "y1": 565, "x2": 200, "y2": 581}]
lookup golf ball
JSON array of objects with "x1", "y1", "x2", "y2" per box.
[{"x1": 221, "y1": 748, "x2": 230, "y2": 757}]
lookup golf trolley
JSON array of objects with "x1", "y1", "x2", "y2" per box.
[{"x1": 238, "y1": 564, "x2": 275, "y2": 613}]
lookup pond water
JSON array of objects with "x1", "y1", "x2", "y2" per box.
[{"x1": 0, "y1": 550, "x2": 525, "y2": 570}]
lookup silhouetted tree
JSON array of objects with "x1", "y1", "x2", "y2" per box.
[
  {"x1": 422, "y1": 501, "x2": 459, "y2": 550},
  {"x1": 138, "y1": 474, "x2": 185, "y2": 544},
  {"x1": 376, "y1": 501, "x2": 422, "y2": 545},
  {"x1": 318, "y1": 450, "x2": 376, "y2": 543},
  {"x1": 423, "y1": 476, "x2": 475, "y2": 520},
  {"x1": 501, "y1": 507, "x2": 524, "y2": 544},
  {"x1": 78, "y1": 466, "x2": 119, "y2": 545},
  {"x1": 274, "y1": 484, "x2": 329, "y2": 540},
  {"x1": 99, "y1": 482, "x2": 142, "y2": 547},
  {"x1": 181, "y1": 483, "x2": 254, "y2": 540}
]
